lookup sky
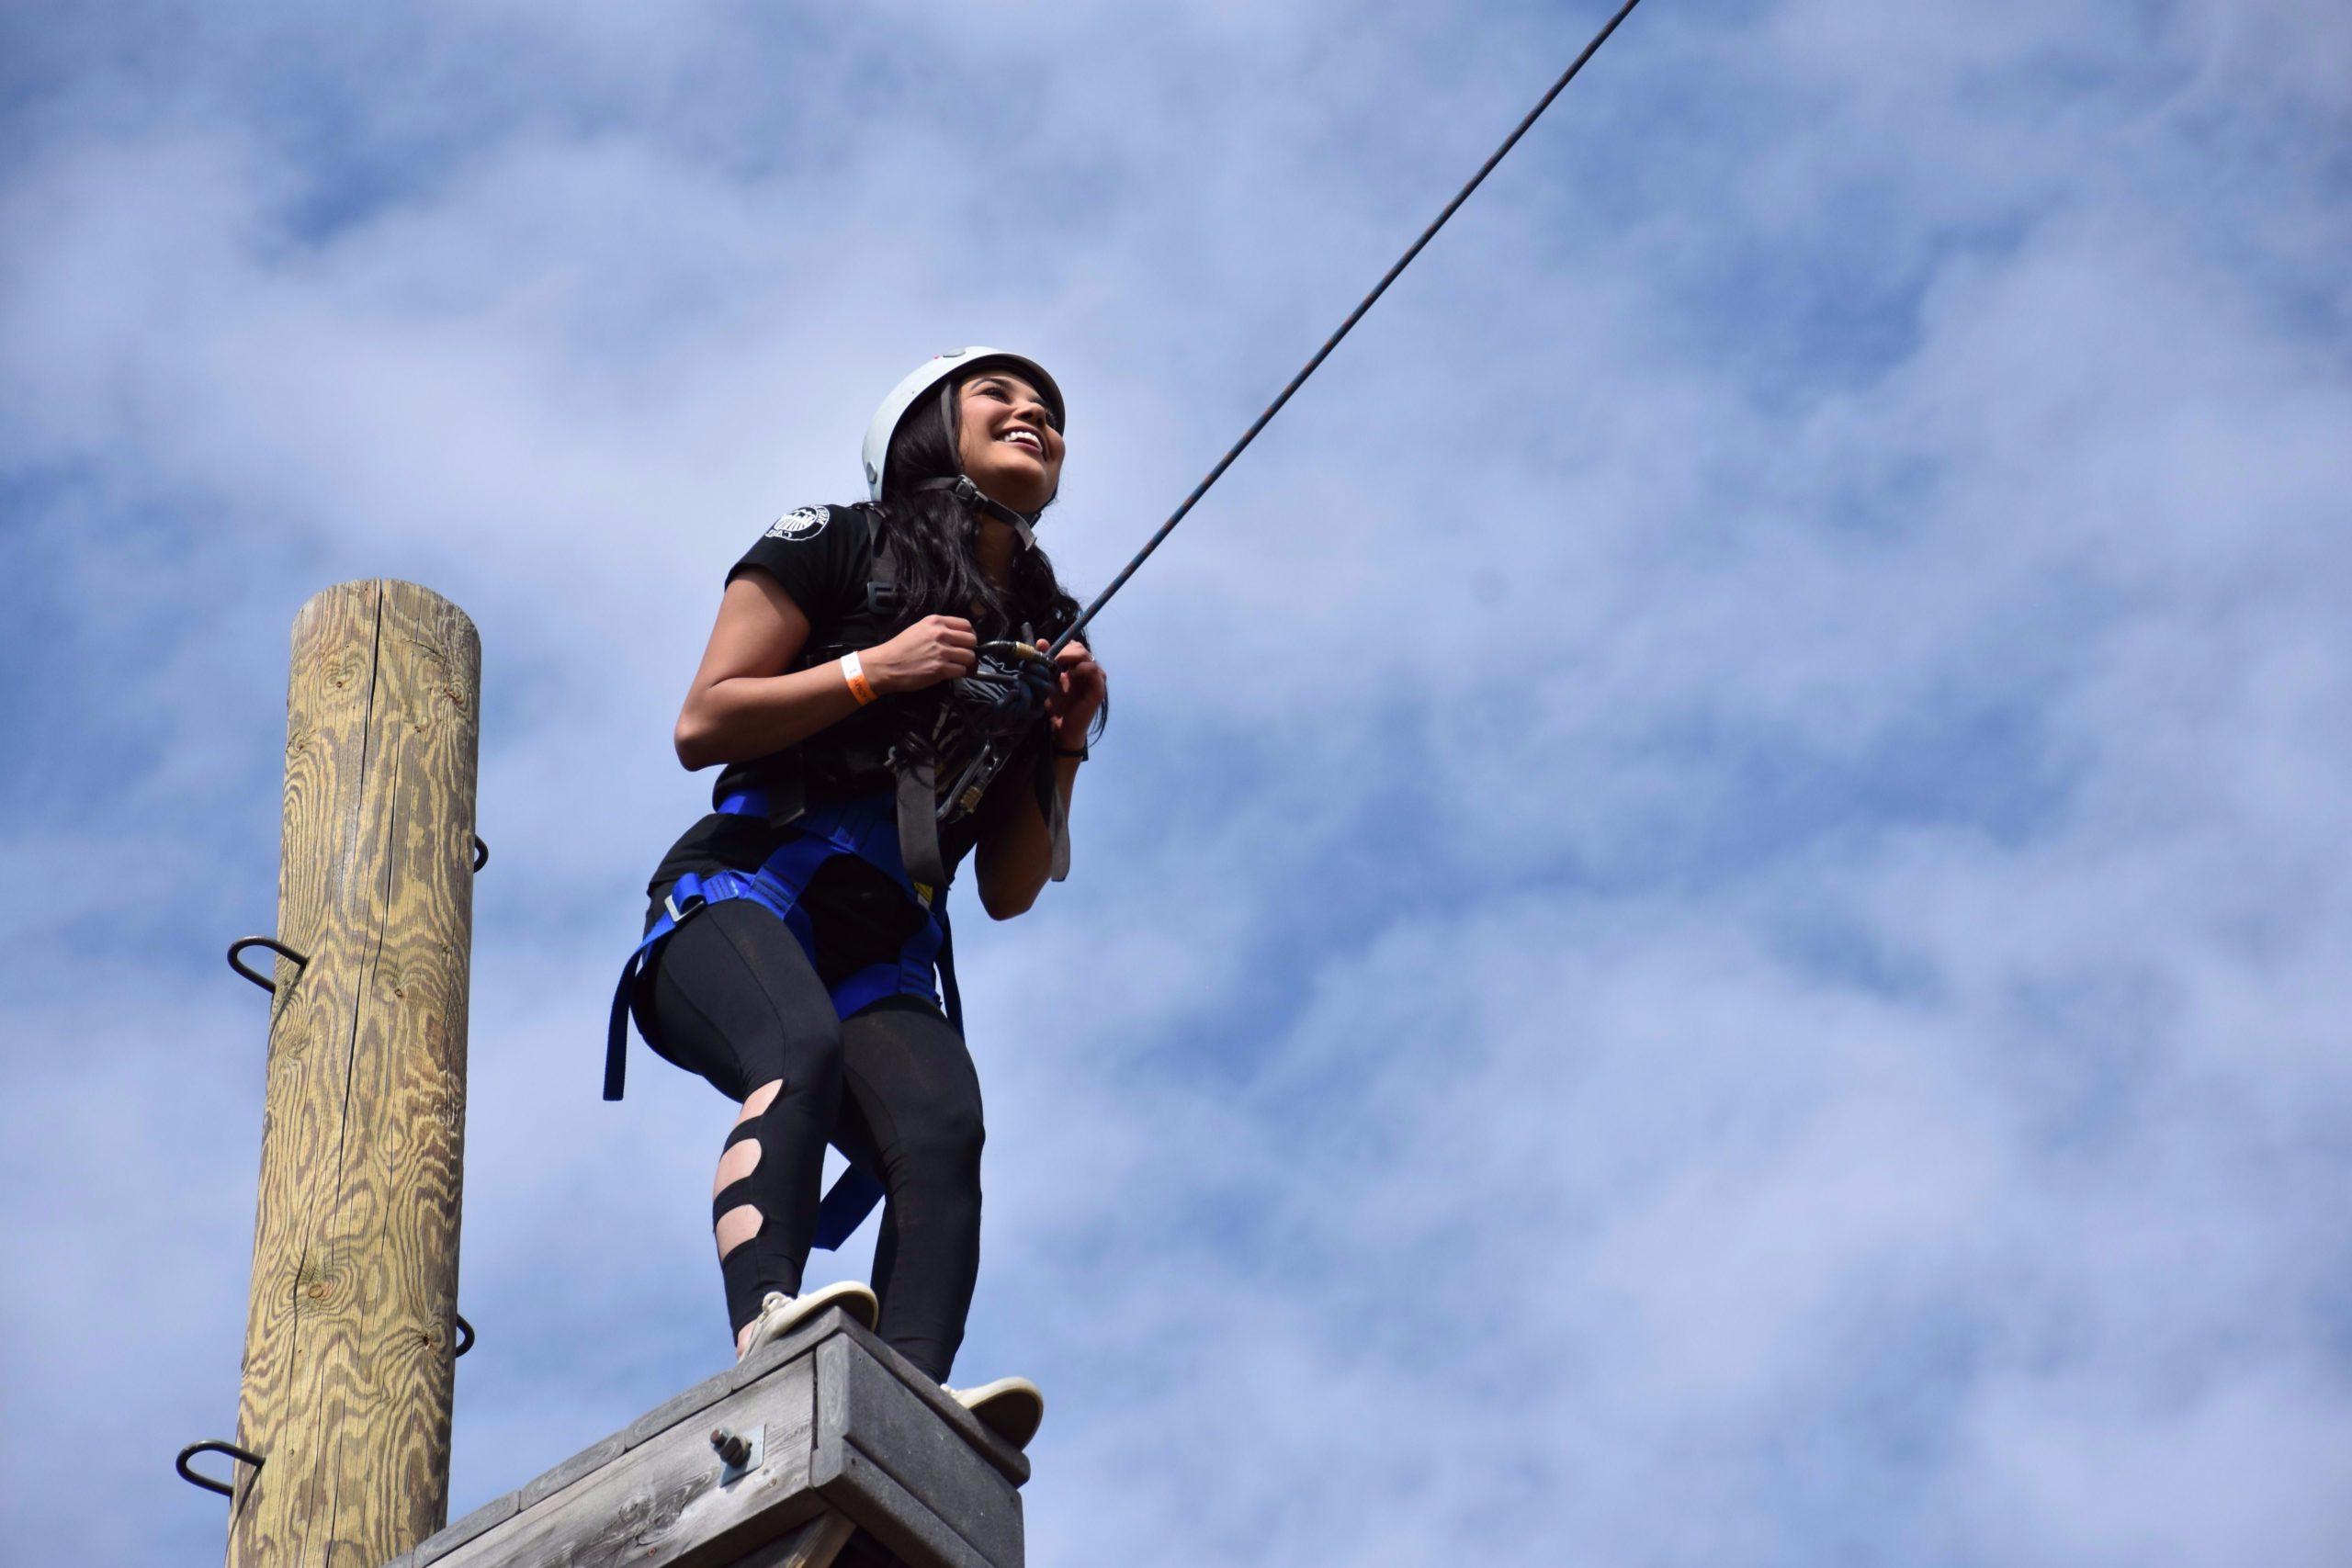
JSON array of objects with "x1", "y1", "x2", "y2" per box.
[{"x1": 4, "y1": 1, "x2": 2350, "y2": 1563}]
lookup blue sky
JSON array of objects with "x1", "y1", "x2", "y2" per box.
[{"x1": 6, "y1": 2, "x2": 2350, "y2": 1563}]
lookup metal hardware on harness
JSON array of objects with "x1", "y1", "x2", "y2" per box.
[
  {"x1": 932, "y1": 639, "x2": 1057, "y2": 826},
  {"x1": 226, "y1": 936, "x2": 310, "y2": 994},
  {"x1": 472, "y1": 834, "x2": 490, "y2": 872},
  {"x1": 176, "y1": 1438, "x2": 265, "y2": 1499},
  {"x1": 455, "y1": 1313, "x2": 475, "y2": 1358}
]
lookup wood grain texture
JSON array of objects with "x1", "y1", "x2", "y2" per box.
[
  {"x1": 229, "y1": 581, "x2": 481, "y2": 1568},
  {"x1": 723, "y1": 1511, "x2": 855, "y2": 1568},
  {"x1": 753, "y1": 1317, "x2": 1025, "y2": 1489},
  {"x1": 812, "y1": 1338, "x2": 1021, "y2": 1568},
  {"x1": 423, "y1": 1357, "x2": 822, "y2": 1568},
  {"x1": 388, "y1": 1315, "x2": 1027, "y2": 1568},
  {"x1": 808, "y1": 1445, "x2": 989, "y2": 1568}
]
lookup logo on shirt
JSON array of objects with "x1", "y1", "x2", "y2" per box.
[{"x1": 765, "y1": 506, "x2": 831, "y2": 542}]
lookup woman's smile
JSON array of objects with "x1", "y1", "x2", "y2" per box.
[{"x1": 957, "y1": 373, "x2": 1063, "y2": 512}]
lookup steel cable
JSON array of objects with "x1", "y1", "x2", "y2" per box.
[{"x1": 1050, "y1": 0, "x2": 1650, "y2": 656}]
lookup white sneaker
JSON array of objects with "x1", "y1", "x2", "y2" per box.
[
  {"x1": 948, "y1": 1376, "x2": 1045, "y2": 1450},
  {"x1": 736, "y1": 1280, "x2": 879, "y2": 1361}
]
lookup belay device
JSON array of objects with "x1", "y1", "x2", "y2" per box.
[
  {"x1": 932, "y1": 0, "x2": 1649, "y2": 813},
  {"x1": 937, "y1": 636, "x2": 1060, "y2": 828}
]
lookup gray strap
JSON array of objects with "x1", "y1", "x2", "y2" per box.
[
  {"x1": 1035, "y1": 746, "x2": 1071, "y2": 883},
  {"x1": 911, "y1": 474, "x2": 1037, "y2": 549},
  {"x1": 896, "y1": 755, "x2": 949, "y2": 890},
  {"x1": 1046, "y1": 789, "x2": 1071, "y2": 882},
  {"x1": 763, "y1": 772, "x2": 808, "y2": 829}
]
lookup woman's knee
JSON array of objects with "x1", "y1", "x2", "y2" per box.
[
  {"x1": 894, "y1": 1101, "x2": 985, "y2": 1190},
  {"x1": 791, "y1": 1020, "x2": 846, "y2": 1099},
  {"x1": 752, "y1": 1019, "x2": 845, "y2": 1111}
]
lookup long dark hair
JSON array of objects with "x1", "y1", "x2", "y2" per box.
[{"x1": 876, "y1": 376, "x2": 1095, "y2": 687}]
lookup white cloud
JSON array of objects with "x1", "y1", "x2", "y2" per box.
[{"x1": 5, "y1": 2, "x2": 2349, "y2": 1563}]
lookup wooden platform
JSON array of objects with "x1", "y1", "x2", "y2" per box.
[{"x1": 376, "y1": 1309, "x2": 1029, "y2": 1568}]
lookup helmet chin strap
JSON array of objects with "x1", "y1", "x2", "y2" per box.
[
  {"x1": 910, "y1": 473, "x2": 1041, "y2": 551},
  {"x1": 914, "y1": 378, "x2": 1050, "y2": 548}
]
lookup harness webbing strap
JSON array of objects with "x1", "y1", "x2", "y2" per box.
[
  {"x1": 1036, "y1": 750, "x2": 1071, "y2": 882},
  {"x1": 807, "y1": 903, "x2": 962, "y2": 1251},
  {"x1": 895, "y1": 755, "x2": 948, "y2": 889},
  {"x1": 605, "y1": 869, "x2": 729, "y2": 1101},
  {"x1": 810, "y1": 1166, "x2": 887, "y2": 1254},
  {"x1": 605, "y1": 791, "x2": 965, "y2": 1249}
]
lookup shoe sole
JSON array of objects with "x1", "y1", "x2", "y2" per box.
[
  {"x1": 953, "y1": 1377, "x2": 1045, "y2": 1450},
  {"x1": 740, "y1": 1280, "x2": 879, "y2": 1360}
]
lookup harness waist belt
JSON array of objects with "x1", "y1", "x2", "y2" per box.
[{"x1": 605, "y1": 790, "x2": 961, "y2": 1249}]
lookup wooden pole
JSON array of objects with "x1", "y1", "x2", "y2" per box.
[{"x1": 226, "y1": 580, "x2": 481, "y2": 1568}]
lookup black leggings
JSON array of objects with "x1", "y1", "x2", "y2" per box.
[{"x1": 639, "y1": 897, "x2": 985, "y2": 1382}]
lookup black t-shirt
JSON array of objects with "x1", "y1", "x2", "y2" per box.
[
  {"x1": 729, "y1": 502, "x2": 871, "y2": 639},
  {"x1": 645, "y1": 502, "x2": 1045, "y2": 917},
  {"x1": 711, "y1": 502, "x2": 902, "y2": 807}
]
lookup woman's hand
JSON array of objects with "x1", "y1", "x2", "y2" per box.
[
  {"x1": 976, "y1": 636, "x2": 1102, "y2": 918},
  {"x1": 865, "y1": 615, "x2": 978, "y2": 694},
  {"x1": 1041, "y1": 637, "x2": 1105, "y2": 748}
]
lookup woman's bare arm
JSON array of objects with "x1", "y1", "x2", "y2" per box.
[{"x1": 673, "y1": 570, "x2": 978, "y2": 771}]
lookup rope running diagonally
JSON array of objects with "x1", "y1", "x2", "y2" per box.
[{"x1": 1047, "y1": 0, "x2": 1650, "y2": 658}]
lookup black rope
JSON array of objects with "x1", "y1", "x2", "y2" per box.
[{"x1": 1049, "y1": 0, "x2": 1648, "y2": 656}]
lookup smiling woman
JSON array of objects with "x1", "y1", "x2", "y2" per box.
[{"x1": 603, "y1": 349, "x2": 1108, "y2": 1451}]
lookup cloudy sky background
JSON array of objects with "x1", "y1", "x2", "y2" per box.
[{"x1": 6, "y1": 0, "x2": 2350, "y2": 1562}]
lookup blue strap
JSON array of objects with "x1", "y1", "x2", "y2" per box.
[
  {"x1": 809, "y1": 905, "x2": 960, "y2": 1251},
  {"x1": 605, "y1": 870, "x2": 743, "y2": 1101},
  {"x1": 607, "y1": 791, "x2": 963, "y2": 1249},
  {"x1": 811, "y1": 1163, "x2": 888, "y2": 1251}
]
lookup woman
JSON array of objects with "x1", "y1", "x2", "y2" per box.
[{"x1": 607, "y1": 348, "x2": 1104, "y2": 1449}]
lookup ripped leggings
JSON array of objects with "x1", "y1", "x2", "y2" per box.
[{"x1": 639, "y1": 897, "x2": 985, "y2": 1382}]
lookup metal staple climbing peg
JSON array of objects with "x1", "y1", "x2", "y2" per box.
[{"x1": 175, "y1": 1438, "x2": 266, "y2": 1499}]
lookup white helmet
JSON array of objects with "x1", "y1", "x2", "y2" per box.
[{"x1": 862, "y1": 347, "x2": 1065, "y2": 502}]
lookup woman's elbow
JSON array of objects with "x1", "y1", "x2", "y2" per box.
[
  {"x1": 978, "y1": 875, "x2": 1039, "y2": 921},
  {"x1": 673, "y1": 709, "x2": 714, "y2": 772}
]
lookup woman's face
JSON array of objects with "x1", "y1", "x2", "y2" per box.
[{"x1": 955, "y1": 371, "x2": 1065, "y2": 514}]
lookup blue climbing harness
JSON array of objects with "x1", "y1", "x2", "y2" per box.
[{"x1": 605, "y1": 788, "x2": 962, "y2": 1249}]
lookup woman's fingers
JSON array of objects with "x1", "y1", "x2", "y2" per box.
[
  {"x1": 1033, "y1": 637, "x2": 1102, "y2": 711},
  {"x1": 1042, "y1": 636, "x2": 1105, "y2": 731},
  {"x1": 870, "y1": 615, "x2": 984, "y2": 692},
  {"x1": 1048, "y1": 640, "x2": 1101, "y2": 682},
  {"x1": 928, "y1": 616, "x2": 976, "y2": 671}
]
